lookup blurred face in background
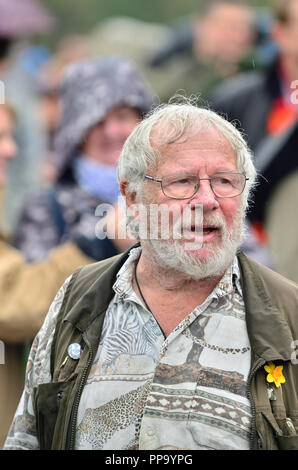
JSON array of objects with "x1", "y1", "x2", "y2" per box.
[
  {"x1": 193, "y1": 2, "x2": 255, "y2": 65},
  {"x1": 81, "y1": 106, "x2": 141, "y2": 166},
  {"x1": 0, "y1": 105, "x2": 17, "y2": 187},
  {"x1": 272, "y1": 0, "x2": 298, "y2": 66}
]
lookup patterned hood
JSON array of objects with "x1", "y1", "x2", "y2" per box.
[{"x1": 54, "y1": 55, "x2": 155, "y2": 178}]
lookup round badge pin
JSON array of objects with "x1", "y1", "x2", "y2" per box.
[{"x1": 67, "y1": 343, "x2": 82, "y2": 360}]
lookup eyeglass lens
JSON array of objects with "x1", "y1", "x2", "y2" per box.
[{"x1": 162, "y1": 173, "x2": 246, "y2": 198}]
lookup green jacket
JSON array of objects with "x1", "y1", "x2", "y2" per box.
[{"x1": 33, "y1": 249, "x2": 298, "y2": 450}]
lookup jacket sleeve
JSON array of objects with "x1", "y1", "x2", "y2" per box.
[
  {"x1": 3, "y1": 276, "x2": 72, "y2": 450},
  {"x1": 0, "y1": 241, "x2": 92, "y2": 344}
]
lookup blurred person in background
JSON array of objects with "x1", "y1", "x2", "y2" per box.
[
  {"x1": 211, "y1": 0, "x2": 298, "y2": 283},
  {"x1": 86, "y1": 2, "x2": 257, "y2": 104},
  {"x1": 14, "y1": 56, "x2": 154, "y2": 262},
  {"x1": 85, "y1": 17, "x2": 174, "y2": 104},
  {"x1": 0, "y1": 102, "x2": 93, "y2": 448},
  {"x1": 0, "y1": 57, "x2": 153, "y2": 445},
  {"x1": 0, "y1": 54, "x2": 151, "y2": 443},
  {"x1": 148, "y1": 0, "x2": 257, "y2": 100},
  {"x1": 0, "y1": 104, "x2": 17, "y2": 216},
  {"x1": 192, "y1": 0, "x2": 255, "y2": 69},
  {"x1": 0, "y1": 0, "x2": 56, "y2": 236}
]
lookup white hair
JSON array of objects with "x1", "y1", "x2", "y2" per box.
[{"x1": 118, "y1": 96, "x2": 257, "y2": 209}]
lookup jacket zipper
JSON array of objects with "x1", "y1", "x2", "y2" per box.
[
  {"x1": 247, "y1": 358, "x2": 266, "y2": 450},
  {"x1": 66, "y1": 332, "x2": 94, "y2": 450}
]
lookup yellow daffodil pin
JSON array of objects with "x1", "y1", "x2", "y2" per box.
[{"x1": 264, "y1": 362, "x2": 285, "y2": 388}]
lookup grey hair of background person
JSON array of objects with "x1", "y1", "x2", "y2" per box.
[{"x1": 117, "y1": 99, "x2": 257, "y2": 210}]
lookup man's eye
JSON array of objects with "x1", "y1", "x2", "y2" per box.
[
  {"x1": 164, "y1": 177, "x2": 195, "y2": 188},
  {"x1": 173, "y1": 177, "x2": 196, "y2": 185},
  {"x1": 176, "y1": 178, "x2": 190, "y2": 184},
  {"x1": 214, "y1": 177, "x2": 231, "y2": 185}
]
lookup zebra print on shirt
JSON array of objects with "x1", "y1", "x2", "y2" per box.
[{"x1": 99, "y1": 301, "x2": 162, "y2": 373}]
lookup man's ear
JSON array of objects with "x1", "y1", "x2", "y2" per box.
[{"x1": 120, "y1": 179, "x2": 137, "y2": 207}]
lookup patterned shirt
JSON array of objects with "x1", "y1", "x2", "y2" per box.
[{"x1": 4, "y1": 247, "x2": 252, "y2": 450}]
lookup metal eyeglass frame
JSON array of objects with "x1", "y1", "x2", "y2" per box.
[{"x1": 143, "y1": 172, "x2": 249, "y2": 199}]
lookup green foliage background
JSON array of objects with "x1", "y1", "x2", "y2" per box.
[{"x1": 39, "y1": 0, "x2": 271, "y2": 48}]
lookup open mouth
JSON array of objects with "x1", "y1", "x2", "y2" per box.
[
  {"x1": 190, "y1": 225, "x2": 217, "y2": 234},
  {"x1": 183, "y1": 225, "x2": 220, "y2": 246}
]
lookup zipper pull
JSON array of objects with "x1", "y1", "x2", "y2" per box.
[
  {"x1": 61, "y1": 356, "x2": 68, "y2": 368},
  {"x1": 267, "y1": 386, "x2": 276, "y2": 401},
  {"x1": 257, "y1": 436, "x2": 263, "y2": 449}
]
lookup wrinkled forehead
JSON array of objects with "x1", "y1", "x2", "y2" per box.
[{"x1": 149, "y1": 119, "x2": 235, "y2": 167}]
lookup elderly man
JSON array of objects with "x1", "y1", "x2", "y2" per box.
[{"x1": 4, "y1": 102, "x2": 298, "y2": 451}]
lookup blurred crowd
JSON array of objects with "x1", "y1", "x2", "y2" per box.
[{"x1": 0, "y1": 0, "x2": 298, "y2": 448}]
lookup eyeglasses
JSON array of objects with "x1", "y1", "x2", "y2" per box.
[{"x1": 143, "y1": 172, "x2": 249, "y2": 199}]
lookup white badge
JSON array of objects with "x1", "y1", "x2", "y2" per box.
[{"x1": 67, "y1": 343, "x2": 82, "y2": 360}]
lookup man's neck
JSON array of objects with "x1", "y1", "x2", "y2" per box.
[
  {"x1": 136, "y1": 245, "x2": 225, "y2": 296},
  {"x1": 132, "y1": 245, "x2": 231, "y2": 337}
]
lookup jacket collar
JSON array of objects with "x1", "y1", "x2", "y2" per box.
[
  {"x1": 64, "y1": 245, "x2": 137, "y2": 331},
  {"x1": 237, "y1": 251, "x2": 294, "y2": 362}
]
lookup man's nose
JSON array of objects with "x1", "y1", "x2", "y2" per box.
[{"x1": 189, "y1": 179, "x2": 219, "y2": 211}]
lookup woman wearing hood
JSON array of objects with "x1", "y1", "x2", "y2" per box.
[{"x1": 14, "y1": 56, "x2": 154, "y2": 262}]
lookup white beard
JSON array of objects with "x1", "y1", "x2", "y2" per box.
[{"x1": 141, "y1": 208, "x2": 246, "y2": 280}]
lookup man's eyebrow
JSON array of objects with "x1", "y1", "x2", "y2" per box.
[
  {"x1": 161, "y1": 172, "x2": 197, "y2": 176},
  {"x1": 212, "y1": 168, "x2": 239, "y2": 173},
  {"x1": 159, "y1": 168, "x2": 238, "y2": 177}
]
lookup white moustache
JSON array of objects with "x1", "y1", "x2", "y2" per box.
[{"x1": 172, "y1": 213, "x2": 226, "y2": 238}]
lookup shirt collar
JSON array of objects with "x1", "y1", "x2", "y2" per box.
[
  {"x1": 215, "y1": 256, "x2": 242, "y2": 298},
  {"x1": 113, "y1": 247, "x2": 242, "y2": 300},
  {"x1": 112, "y1": 246, "x2": 142, "y2": 298}
]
